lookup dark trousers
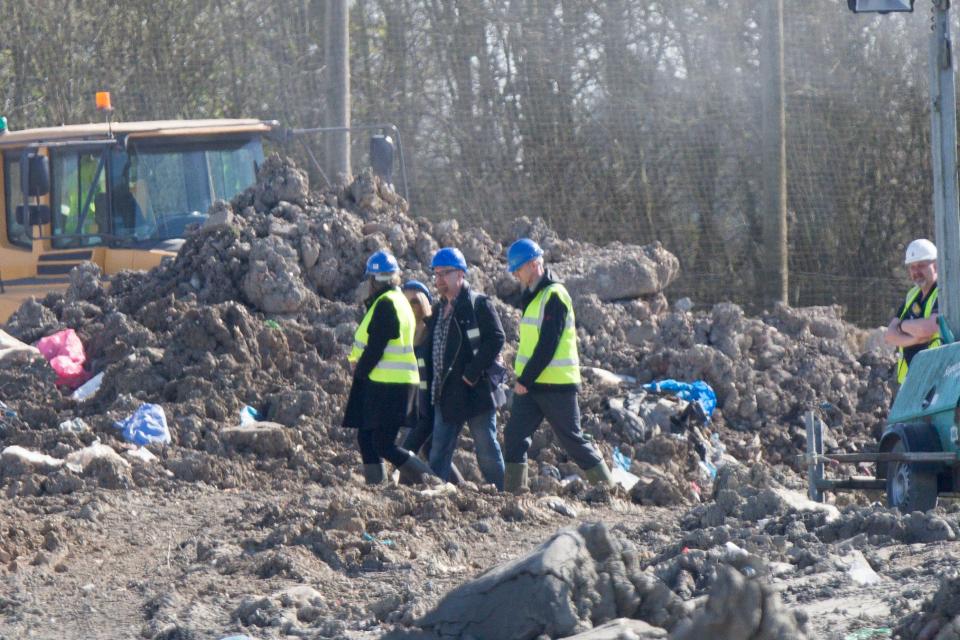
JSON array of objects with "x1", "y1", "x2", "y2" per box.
[
  {"x1": 357, "y1": 383, "x2": 415, "y2": 467},
  {"x1": 402, "y1": 411, "x2": 434, "y2": 457},
  {"x1": 503, "y1": 388, "x2": 602, "y2": 469}
]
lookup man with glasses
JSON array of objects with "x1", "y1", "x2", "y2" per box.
[
  {"x1": 884, "y1": 238, "x2": 941, "y2": 387},
  {"x1": 423, "y1": 247, "x2": 507, "y2": 489}
]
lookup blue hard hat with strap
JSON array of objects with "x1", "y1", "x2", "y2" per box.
[
  {"x1": 365, "y1": 250, "x2": 399, "y2": 276},
  {"x1": 506, "y1": 238, "x2": 544, "y2": 272},
  {"x1": 431, "y1": 247, "x2": 468, "y2": 272}
]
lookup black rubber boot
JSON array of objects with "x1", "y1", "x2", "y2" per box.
[
  {"x1": 397, "y1": 454, "x2": 436, "y2": 484},
  {"x1": 362, "y1": 463, "x2": 387, "y2": 485}
]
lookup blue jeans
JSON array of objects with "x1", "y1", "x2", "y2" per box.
[{"x1": 429, "y1": 408, "x2": 505, "y2": 489}]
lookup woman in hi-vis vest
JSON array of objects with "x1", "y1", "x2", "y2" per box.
[{"x1": 342, "y1": 250, "x2": 436, "y2": 485}]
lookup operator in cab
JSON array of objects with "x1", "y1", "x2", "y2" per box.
[{"x1": 884, "y1": 238, "x2": 940, "y2": 387}]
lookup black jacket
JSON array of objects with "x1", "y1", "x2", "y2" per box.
[
  {"x1": 424, "y1": 284, "x2": 506, "y2": 424},
  {"x1": 515, "y1": 269, "x2": 578, "y2": 393},
  {"x1": 342, "y1": 287, "x2": 414, "y2": 430}
]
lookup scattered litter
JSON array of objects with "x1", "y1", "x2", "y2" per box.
[
  {"x1": 0, "y1": 329, "x2": 40, "y2": 361},
  {"x1": 540, "y1": 496, "x2": 579, "y2": 518},
  {"x1": 612, "y1": 446, "x2": 632, "y2": 471},
  {"x1": 723, "y1": 541, "x2": 749, "y2": 561},
  {"x1": 64, "y1": 442, "x2": 130, "y2": 473},
  {"x1": 420, "y1": 483, "x2": 458, "y2": 497},
  {"x1": 560, "y1": 474, "x2": 583, "y2": 487},
  {"x1": 35, "y1": 328, "x2": 90, "y2": 389},
  {"x1": 843, "y1": 628, "x2": 891, "y2": 640},
  {"x1": 844, "y1": 550, "x2": 882, "y2": 586},
  {"x1": 264, "y1": 319, "x2": 281, "y2": 330},
  {"x1": 582, "y1": 366, "x2": 636, "y2": 386},
  {"x1": 611, "y1": 467, "x2": 640, "y2": 491},
  {"x1": 239, "y1": 405, "x2": 264, "y2": 426},
  {"x1": 59, "y1": 417, "x2": 90, "y2": 434},
  {"x1": 1, "y1": 445, "x2": 65, "y2": 472},
  {"x1": 643, "y1": 379, "x2": 717, "y2": 419},
  {"x1": 126, "y1": 447, "x2": 158, "y2": 464},
  {"x1": 113, "y1": 404, "x2": 171, "y2": 446},
  {"x1": 0, "y1": 401, "x2": 16, "y2": 419},
  {"x1": 71, "y1": 372, "x2": 104, "y2": 402},
  {"x1": 362, "y1": 532, "x2": 395, "y2": 547}
]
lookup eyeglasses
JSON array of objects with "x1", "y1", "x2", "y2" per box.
[{"x1": 433, "y1": 269, "x2": 458, "y2": 279}]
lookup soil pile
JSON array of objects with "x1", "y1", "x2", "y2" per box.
[
  {"x1": 0, "y1": 154, "x2": 893, "y2": 499},
  {"x1": 0, "y1": 154, "x2": 918, "y2": 640}
]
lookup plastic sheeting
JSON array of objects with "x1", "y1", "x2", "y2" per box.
[
  {"x1": 35, "y1": 329, "x2": 90, "y2": 389},
  {"x1": 113, "y1": 404, "x2": 172, "y2": 446}
]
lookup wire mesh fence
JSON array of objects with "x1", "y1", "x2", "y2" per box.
[{"x1": 0, "y1": 0, "x2": 948, "y2": 327}]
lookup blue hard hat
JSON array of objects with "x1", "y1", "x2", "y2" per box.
[
  {"x1": 431, "y1": 247, "x2": 468, "y2": 272},
  {"x1": 506, "y1": 238, "x2": 544, "y2": 273},
  {"x1": 402, "y1": 279, "x2": 433, "y2": 304},
  {"x1": 365, "y1": 250, "x2": 399, "y2": 276}
]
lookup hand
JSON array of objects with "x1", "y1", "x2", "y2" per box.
[
  {"x1": 514, "y1": 382, "x2": 528, "y2": 395},
  {"x1": 462, "y1": 375, "x2": 475, "y2": 387}
]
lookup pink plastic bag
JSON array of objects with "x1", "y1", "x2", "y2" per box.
[{"x1": 35, "y1": 329, "x2": 90, "y2": 389}]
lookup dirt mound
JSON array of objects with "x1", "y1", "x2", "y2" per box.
[
  {"x1": 0, "y1": 153, "x2": 911, "y2": 639},
  {"x1": 897, "y1": 573, "x2": 960, "y2": 639},
  {"x1": 0, "y1": 154, "x2": 894, "y2": 500}
]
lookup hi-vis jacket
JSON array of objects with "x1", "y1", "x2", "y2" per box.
[
  {"x1": 515, "y1": 273, "x2": 580, "y2": 387},
  {"x1": 897, "y1": 284, "x2": 940, "y2": 384},
  {"x1": 349, "y1": 288, "x2": 419, "y2": 384}
]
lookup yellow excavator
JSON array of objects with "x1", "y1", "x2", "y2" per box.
[{"x1": 0, "y1": 94, "x2": 277, "y2": 321}]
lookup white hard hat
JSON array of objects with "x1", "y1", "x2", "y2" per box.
[{"x1": 905, "y1": 238, "x2": 937, "y2": 265}]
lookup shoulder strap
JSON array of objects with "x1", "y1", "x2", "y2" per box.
[
  {"x1": 900, "y1": 286, "x2": 921, "y2": 320},
  {"x1": 465, "y1": 289, "x2": 485, "y2": 355}
]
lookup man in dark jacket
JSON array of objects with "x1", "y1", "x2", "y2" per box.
[
  {"x1": 501, "y1": 238, "x2": 613, "y2": 493},
  {"x1": 424, "y1": 247, "x2": 507, "y2": 489}
]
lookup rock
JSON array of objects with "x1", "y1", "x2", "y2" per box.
[
  {"x1": 558, "y1": 618, "x2": 669, "y2": 639},
  {"x1": 221, "y1": 422, "x2": 299, "y2": 458},
  {"x1": 412, "y1": 522, "x2": 685, "y2": 639},
  {"x1": 672, "y1": 567, "x2": 807, "y2": 640},
  {"x1": 564, "y1": 241, "x2": 679, "y2": 302}
]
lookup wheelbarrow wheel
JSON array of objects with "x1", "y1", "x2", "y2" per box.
[{"x1": 886, "y1": 440, "x2": 938, "y2": 513}]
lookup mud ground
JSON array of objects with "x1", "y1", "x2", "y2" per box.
[{"x1": 0, "y1": 157, "x2": 954, "y2": 640}]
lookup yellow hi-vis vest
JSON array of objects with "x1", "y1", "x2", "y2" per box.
[
  {"x1": 348, "y1": 288, "x2": 419, "y2": 384},
  {"x1": 515, "y1": 283, "x2": 580, "y2": 384},
  {"x1": 896, "y1": 285, "x2": 941, "y2": 384}
]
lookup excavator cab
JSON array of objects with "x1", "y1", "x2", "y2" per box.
[{"x1": 0, "y1": 118, "x2": 277, "y2": 320}]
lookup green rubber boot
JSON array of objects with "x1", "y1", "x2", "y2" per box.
[
  {"x1": 504, "y1": 462, "x2": 528, "y2": 494},
  {"x1": 363, "y1": 463, "x2": 387, "y2": 485},
  {"x1": 584, "y1": 460, "x2": 615, "y2": 488}
]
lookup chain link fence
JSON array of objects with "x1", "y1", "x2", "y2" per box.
[{"x1": 0, "y1": 0, "x2": 946, "y2": 326}]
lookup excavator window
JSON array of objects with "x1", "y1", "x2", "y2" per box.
[
  {"x1": 51, "y1": 150, "x2": 106, "y2": 248},
  {"x1": 2, "y1": 156, "x2": 31, "y2": 248}
]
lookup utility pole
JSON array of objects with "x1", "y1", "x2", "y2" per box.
[
  {"x1": 760, "y1": 0, "x2": 789, "y2": 306},
  {"x1": 929, "y1": 0, "x2": 960, "y2": 338},
  {"x1": 325, "y1": 0, "x2": 351, "y2": 180}
]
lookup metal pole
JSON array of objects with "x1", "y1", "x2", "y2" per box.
[
  {"x1": 325, "y1": 0, "x2": 351, "y2": 180},
  {"x1": 761, "y1": 0, "x2": 789, "y2": 306},
  {"x1": 930, "y1": 0, "x2": 960, "y2": 338}
]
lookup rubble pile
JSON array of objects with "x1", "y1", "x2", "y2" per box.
[
  {"x1": 0, "y1": 154, "x2": 915, "y2": 639},
  {"x1": 0, "y1": 154, "x2": 894, "y2": 497}
]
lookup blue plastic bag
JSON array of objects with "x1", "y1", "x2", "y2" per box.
[
  {"x1": 113, "y1": 403, "x2": 171, "y2": 446},
  {"x1": 612, "y1": 446, "x2": 632, "y2": 471},
  {"x1": 239, "y1": 405, "x2": 264, "y2": 426},
  {"x1": 643, "y1": 379, "x2": 717, "y2": 419}
]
